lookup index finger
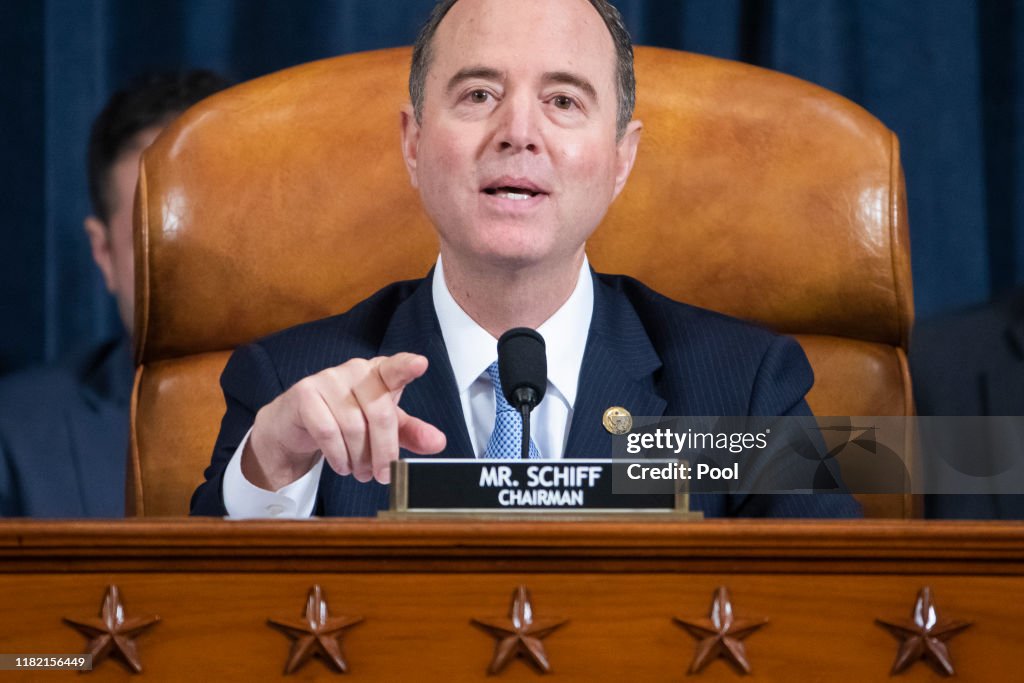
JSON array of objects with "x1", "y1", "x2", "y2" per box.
[{"x1": 375, "y1": 353, "x2": 429, "y2": 394}]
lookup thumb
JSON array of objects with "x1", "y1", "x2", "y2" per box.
[
  {"x1": 376, "y1": 352, "x2": 429, "y2": 395},
  {"x1": 397, "y1": 408, "x2": 447, "y2": 455}
]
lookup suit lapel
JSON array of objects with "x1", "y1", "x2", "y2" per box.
[
  {"x1": 378, "y1": 273, "x2": 474, "y2": 458},
  {"x1": 565, "y1": 274, "x2": 666, "y2": 458}
]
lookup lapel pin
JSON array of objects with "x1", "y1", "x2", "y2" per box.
[{"x1": 602, "y1": 406, "x2": 633, "y2": 435}]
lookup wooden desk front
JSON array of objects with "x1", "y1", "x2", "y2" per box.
[{"x1": 0, "y1": 519, "x2": 1021, "y2": 681}]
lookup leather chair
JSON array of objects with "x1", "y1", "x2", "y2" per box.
[{"x1": 129, "y1": 46, "x2": 914, "y2": 517}]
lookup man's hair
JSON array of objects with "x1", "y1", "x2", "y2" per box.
[
  {"x1": 409, "y1": 0, "x2": 636, "y2": 139},
  {"x1": 87, "y1": 70, "x2": 230, "y2": 224}
]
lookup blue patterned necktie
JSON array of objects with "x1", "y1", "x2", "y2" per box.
[{"x1": 483, "y1": 361, "x2": 540, "y2": 459}]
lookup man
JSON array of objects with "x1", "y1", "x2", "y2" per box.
[
  {"x1": 0, "y1": 70, "x2": 228, "y2": 517},
  {"x1": 911, "y1": 287, "x2": 1024, "y2": 519},
  {"x1": 192, "y1": 0, "x2": 859, "y2": 519}
]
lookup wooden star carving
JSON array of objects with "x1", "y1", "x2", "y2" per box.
[
  {"x1": 471, "y1": 585, "x2": 568, "y2": 674},
  {"x1": 875, "y1": 586, "x2": 971, "y2": 676},
  {"x1": 63, "y1": 584, "x2": 160, "y2": 673},
  {"x1": 268, "y1": 585, "x2": 363, "y2": 675},
  {"x1": 673, "y1": 586, "x2": 768, "y2": 675}
]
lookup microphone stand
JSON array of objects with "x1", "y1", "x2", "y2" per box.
[{"x1": 520, "y1": 404, "x2": 531, "y2": 460}]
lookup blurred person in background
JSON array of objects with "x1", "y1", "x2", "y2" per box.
[
  {"x1": 0, "y1": 70, "x2": 229, "y2": 517},
  {"x1": 912, "y1": 286, "x2": 1024, "y2": 519}
]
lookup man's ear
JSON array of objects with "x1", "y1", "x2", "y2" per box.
[
  {"x1": 612, "y1": 119, "x2": 643, "y2": 200},
  {"x1": 83, "y1": 216, "x2": 116, "y2": 293},
  {"x1": 399, "y1": 104, "x2": 421, "y2": 189}
]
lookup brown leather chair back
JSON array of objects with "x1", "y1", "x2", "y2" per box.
[{"x1": 130, "y1": 46, "x2": 914, "y2": 517}]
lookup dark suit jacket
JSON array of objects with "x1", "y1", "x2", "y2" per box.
[
  {"x1": 192, "y1": 272, "x2": 861, "y2": 518},
  {"x1": 910, "y1": 288, "x2": 1024, "y2": 519},
  {"x1": 0, "y1": 338, "x2": 131, "y2": 517}
]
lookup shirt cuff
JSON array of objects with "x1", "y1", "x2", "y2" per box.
[{"x1": 222, "y1": 427, "x2": 324, "y2": 519}]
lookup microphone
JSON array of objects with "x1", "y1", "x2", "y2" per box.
[{"x1": 497, "y1": 328, "x2": 547, "y2": 459}]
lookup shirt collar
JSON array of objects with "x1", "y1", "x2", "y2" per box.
[{"x1": 432, "y1": 255, "x2": 593, "y2": 407}]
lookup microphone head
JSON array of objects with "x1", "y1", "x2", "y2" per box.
[{"x1": 497, "y1": 327, "x2": 547, "y2": 410}]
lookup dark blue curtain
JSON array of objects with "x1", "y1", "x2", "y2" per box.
[{"x1": 3, "y1": 0, "x2": 1022, "y2": 374}]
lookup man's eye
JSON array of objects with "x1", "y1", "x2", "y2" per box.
[
  {"x1": 468, "y1": 90, "x2": 490, "y2": 103},
  {"x1": 552, "y1": 95, "x2": 576, "y2": 110}
]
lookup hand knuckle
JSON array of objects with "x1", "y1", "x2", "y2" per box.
[
  {"x1": 290, "y1": 378, "x2": 314, "y2": 397},
  {"x1": 337, "y1": 412, "x2": 365, "y2": 437},
  {"x1": 310, "y1": 422, "x2": 338, "y2": 442},
  {"x1": 366, "y1": 404, "x2": 395, "y2": 426},
  {"x1": 346, "y1": 357, "x2": 370, "y2": 373}
]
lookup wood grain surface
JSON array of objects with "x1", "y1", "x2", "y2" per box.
[{"x1": 0, "y1": 519, "x2": 1020, "y2": 681}]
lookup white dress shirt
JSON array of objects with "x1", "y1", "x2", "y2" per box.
[{"x1": 222, "y1": 255, "x2": 593, "y2": 518}]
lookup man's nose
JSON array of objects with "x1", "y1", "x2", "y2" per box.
[{"x1": 495, "y1": 93, "x2": 541, "y2": 154}]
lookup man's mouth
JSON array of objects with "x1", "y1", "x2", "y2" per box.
[
  {"x1": 484, "y1": 186, "x2": 541, "y2": 201},
  {"x1": 481, "y1": 177, "x2": 549, "y2": 203}
]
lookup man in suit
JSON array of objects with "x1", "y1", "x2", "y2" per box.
[
  {"x1": 0, "y1": 71, "x2": 228, "y2": 517},
  {"x1": 911, "y1": 287, "x2": 1024, "y2": 519},
  {"x1": 192, "y1": 0, "x2": 860, "y2": 519}
]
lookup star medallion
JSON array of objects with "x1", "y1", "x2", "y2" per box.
[
  {"x1": 268, "y1": 585, "x2": 362, "y2": 674},
  {"x1": 471, "y1": 585, "x2": 568, "y2": 674},
  {"x1": 673, "y1": 586, "x2": 768, "y2": 675},
  {"x1": 875, "y1": 586, "x2": 971, "y2": 676},
  {"x1": 63, "y1": 584, "x2": 160, "y2": 673}
]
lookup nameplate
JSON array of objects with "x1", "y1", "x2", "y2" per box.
[{"x1": 387, "y1": 459, "x2": 700, "y2": 517}]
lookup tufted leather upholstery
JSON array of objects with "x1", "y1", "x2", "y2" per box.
[{"x1": 129, "y1": 46, "x2": 914, "y2": 517}]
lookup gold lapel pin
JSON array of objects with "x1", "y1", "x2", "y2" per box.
[{"x1": 602, "y1": 406, "x2": 633, "y2": 435}]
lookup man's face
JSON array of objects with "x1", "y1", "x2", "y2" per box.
[
  {"x1": 401, "y1": 0, "x2": 641, "y2": 273},
  {"x1": 84, "y1": 126, "x2": 162, "y2": 333}
]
